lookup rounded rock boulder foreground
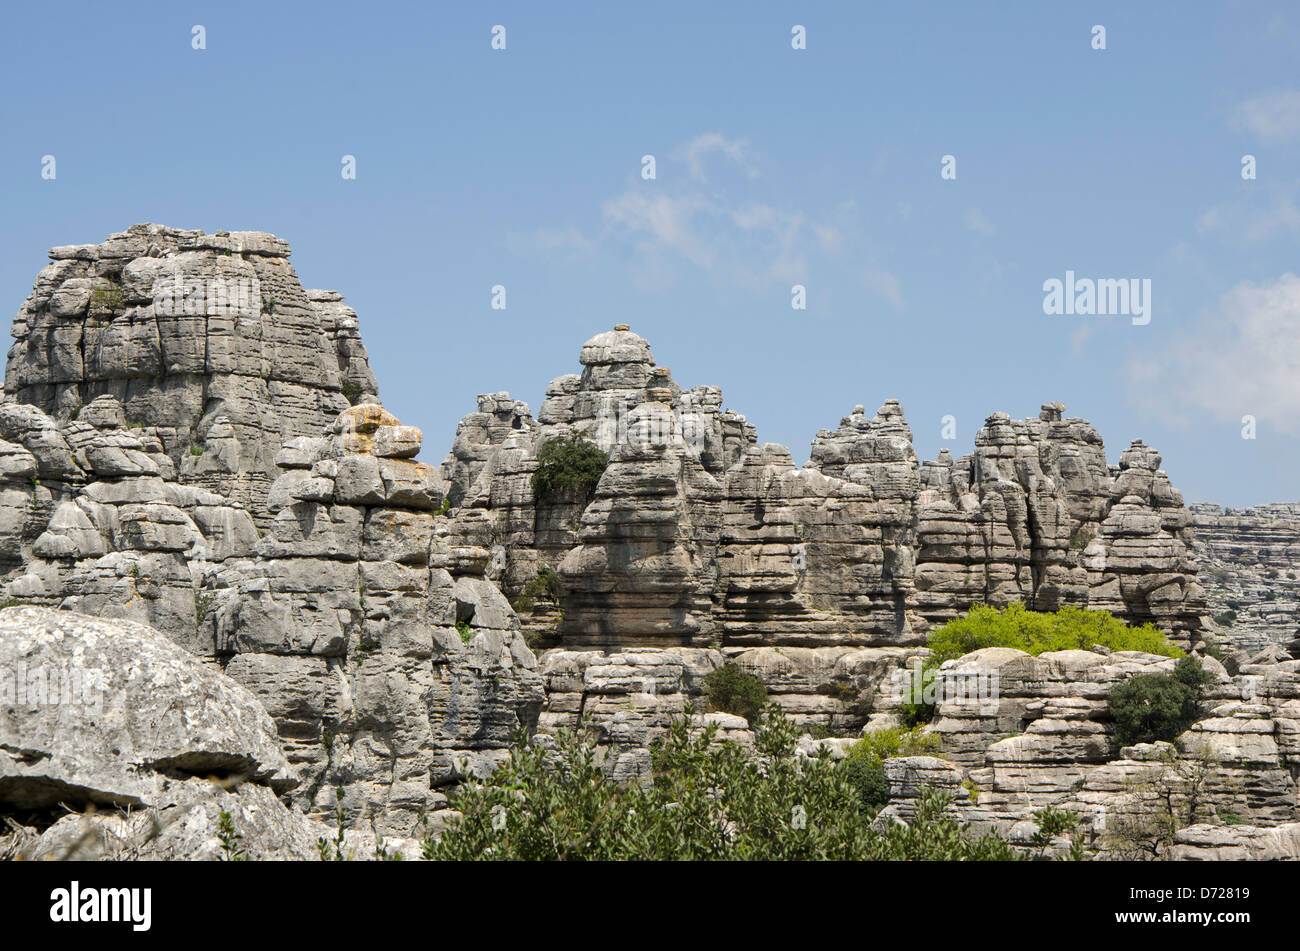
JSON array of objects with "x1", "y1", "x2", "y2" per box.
[{"x1": 0, "y1": 605, "x2": 295, "y2": 811}]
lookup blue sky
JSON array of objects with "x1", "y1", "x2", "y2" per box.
[{"x1": 2, "y1": 1, "x2": 1297, "y2": 506}]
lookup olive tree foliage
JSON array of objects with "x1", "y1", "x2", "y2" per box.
[{"x1": 422, "y1": 705, "x2": 1020, "y2": 861}]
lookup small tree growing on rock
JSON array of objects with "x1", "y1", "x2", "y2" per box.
[{"x1": 531, "y1": 432, "x2": 608, "y2": 507}]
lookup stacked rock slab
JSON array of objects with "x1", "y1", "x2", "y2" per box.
[
  {"x1": 443, "y1": 329, "x2": 1207, "y2": 650},
  {"x1": 0, "y1": 389, "x2": 543, "y2": 834},
  {"x1": 211, "y1": 403, "x2": 543, "y2": 834},
  {"x1": 1189, "y1": 502, "x2": 1300, "y2": 653},
  {"x1": 916, "y1": 405, "x2": 1206, "y2": 645},
  {"x1": 866, "y1": 645, "x2": 1300, "y2": 840},
  {"x1": 5, "y1": 224, "x2": 378, "y2": 524}
]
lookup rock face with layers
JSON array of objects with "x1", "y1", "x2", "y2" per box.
[
  {"x1": 442, "y1": 329, "x2": 1207, "y2": 650},
  {"x1": 0, "y1": 606, "x2": 322, "y2": 860},
  {"x1": 0, "y1": 393, "x2": 542, "y2": 835},
  {"x1": 916, "y1": 406, "x2": 1205, "y2": 644},
  {"x1": 1190, "y1": 503, "x2": 1300, "y2": 653},
  {"x1": 6, "y1": 224, "x2": 378, "y2": 523}
]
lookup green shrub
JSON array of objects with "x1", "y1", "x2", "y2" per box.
[
  {"x1": 899, "y1": 664, "x2": 938, "y2": 726},
  {"x1": 422, "y1": 705, "x2": 1019, "y2": 861},
  {"x1": 926, "y1": 603, "x2": 1183, "y2": 665},
  {"x1": 846, "y1": 725, "x2": 941, "y2": 765},
  {"x1": 456, "y1": 620, "x2": 473, "y2": 643},
  {"x1": 1107, "y1": 656, "x2": 1213, "y2": 746},
  {"x1": 340, "y1": 380, "x2": 362, "y2": 405},
  {"x1": 531, "y1": 433, "x2": 608, "y2": 506},
  {"x1": 1069, "y1": 526, "x2": 1096, "y2": 551},
  {"x1": 841, "y1": 757, "x2": 890, "y2": 815},
  {"x1": 704, "y1": 663, "x2": 768, "y2": 723},
  {"x1": 1211, "y1": 610, "x2": 1237, "y2": 627}
]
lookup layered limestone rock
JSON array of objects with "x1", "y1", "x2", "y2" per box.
[
  {"x1": 0, "y1": 606, "x2": 322, "y2": 860},
  {"x1": 0, "y1": 391, "x2": 543, "y2": 834},
  {"x1": 916, "y1": 407, "x2": 1205, "y2": 645},
  {"x1": 443, "y1": 329, "x2": 1206, "y2": 650},
  {"x1": 6, "y1": 224, "x2": 378, "y2": 523},
  {"x1": 1190, "y1": 502, "x2": 1300, "y2": 653},
  {"x1": 855, "y1": 644, "x2": 1300, "y2": 847}
]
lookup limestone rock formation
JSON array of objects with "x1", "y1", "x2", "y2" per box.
[
  {"x1": 443, "y1": 328, "x2": 1206, "y2": 650},
  {"x1": 1190, "y1": 503, "x2": 1300, "y2": 653},
  {"x1": 6, "y1": 224, "x2": 378, "y2": 523},
  {"x1": 0, "y1": 606, "x2": 320, "y2": 860}
]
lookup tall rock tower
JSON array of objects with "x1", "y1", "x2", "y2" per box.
[{"x1": 5, "y1": 224, "x2": 378, "y2": 521}]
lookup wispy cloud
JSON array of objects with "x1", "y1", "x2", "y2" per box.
[
  {"x1": 1126, "y1": 273, "x2": 1300, "y2": 433},
  {"x1": 674, "y1": 132, "x2": 759, "y2": 182},
  {"x1": 864, "y1": 266, "x2": 905, "y2": 313},
  {"x1": 1234, "y1": 88, "x2": 1300, "y2": 142},
  {"x1": 1195, "y1": 187, "x2": 1300, "y2": 243}
]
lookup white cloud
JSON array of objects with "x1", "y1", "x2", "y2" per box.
[
  {"x1": 1126, "y1": 273, "x2": 1300, "y2": 432},
  {"x1": 675, "y1": 132, "x2": 759, "y2": 182},
  {"x1": 507, "y1": 225, "x2": 593, "y2": 259},
  {"x1": 1235, "y1": 89, "x2": 1300, "y2": 142},
  {"x1": 602, "y1": 192, "x2": 716, "y2": 270}
]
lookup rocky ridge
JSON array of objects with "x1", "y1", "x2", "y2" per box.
[{"x1": 3, "y1": 226, "x2": 1298, "y2": 860}]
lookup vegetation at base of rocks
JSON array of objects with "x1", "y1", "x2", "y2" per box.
[
  {"x1": 841, "y1": 757, "x2": 890, "y2": 814},
  {"x1": 513, "y1": 565, "x2": 560, "y2": 614},
  {"x1": 530, "y1": 433, "x2": 608, "y2": 507},
  {"x1": 456, "y1": 620, "x2": 473, "y2": 644},
  {"x1": 0, "y1": 597, "x2": 27, "y2": 610},
  {"x1": 1199, "y1": 635, "x2": 1226, "y2": 662},
  {"x1": 1104, "y1": 744, "x2": 1223, "y2": 860},
  {"x1": 434, "y1": 495, "x2": 453, "y2": 516},
  {"x1": 340, "y1": 379, "x2": 362, "y2": 405},
  {"x1": 1068, "y1": 526, "x2": 1096, "y2": 551},
  {"x1": 1107, "y1": 656, "x2": 1214, "y2": 746},
  {"x1": 841, "y1": 725, "x2": 943, "y2": 815},
  {"x1": 217, "y1": 810, "x2": 246, "y2": 861},
  {"x1": 846, "y1": 724, "x2": 942, "y2": 765},
  {"x1": 926, "y1": 603, "x2": 1183, "y2": 665},
  {"x1": 189, "y1": 442, "x2": 205, "y2": 457},
  {"x1": 899, "y1": 665, "x2": 937, "y2": 726},
  {"x1": 703, "y1": 663, "x2": 767, "y2": 723},
  {"x1": 317, "y1": 787, "x2": 352, "y2": 861},
  {"x1": 1029, "y1": 806, "x2": 1086, "y2": 859},
  {"x1": 421, "y1": 705, "x2": 1020, "y2": 861},
  {"x1": 1210, "y1": 610, "x2": 1237, "y2": 628}
]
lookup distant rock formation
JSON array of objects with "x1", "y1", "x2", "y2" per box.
[
  {"x1": 1189, "y1": 503, "x2": 1300, "y2": 653},
  {"x1": 442, "y1": 326, "x2": 1208, "y2": 650}
]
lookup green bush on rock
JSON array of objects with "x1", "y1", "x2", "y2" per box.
[
  {"x1": 703, "y1": 663, "x2": 767, "y2": 723},
  {"x1": 531, "y1": 433, "x2": 608, "y2": 506},
  {"x1": 925, "y1": 603, "x2": 1183, "y2": 664},
  {"x1": 1108, "y1": 656, "x2": 1214, "y2": 746}
]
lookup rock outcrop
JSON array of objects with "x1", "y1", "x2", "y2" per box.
[
  {"x1": 443, "y1": 328, "x2": 1207, "y2": 651},
  {"x1": 8, "y1": 226, "x2": 1296, "y2": 861},
  {"x1": 1190, "y1": 503, "x2": 1300, "y2": 654},
  {"x1": 0, "y1": 606, "x2": 320, "y2": 860},
  {"x1": 6, "y1": 224, "x2": 378, "y2": 524}
]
